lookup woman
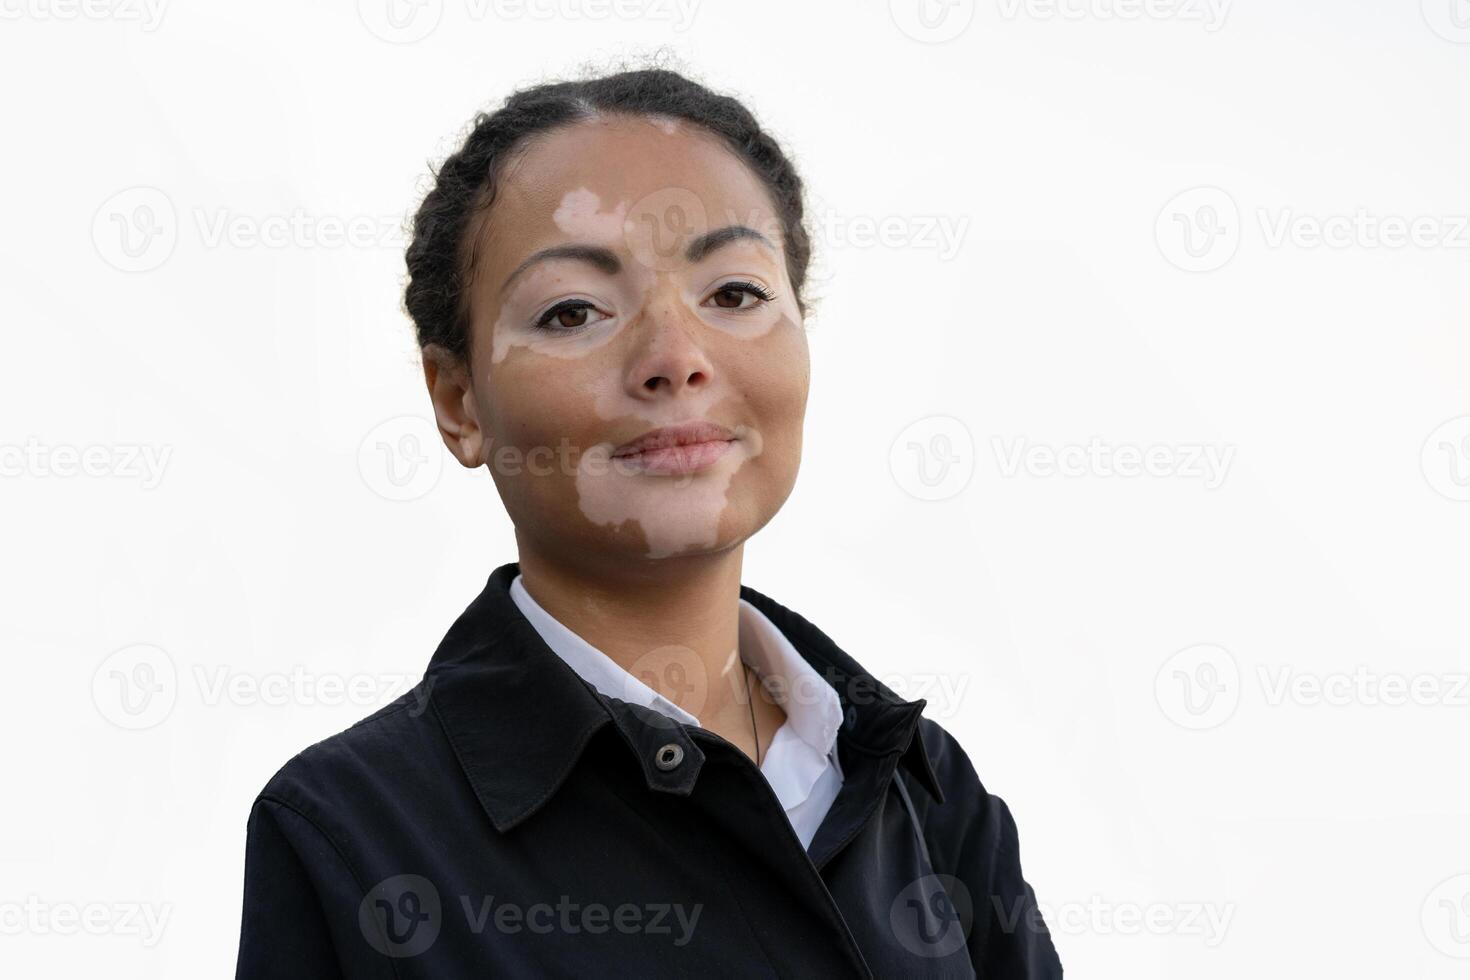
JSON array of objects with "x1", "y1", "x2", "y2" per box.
[{"x1": 234, "y1": 66, "x2": 1061, "y2": 978}]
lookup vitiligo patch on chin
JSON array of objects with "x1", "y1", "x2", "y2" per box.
[{"x1": 575, "y1": 424, "x2": 765, "y2": 560}]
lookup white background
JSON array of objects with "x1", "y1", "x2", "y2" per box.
[{"x1": 3, "y1": 1, "x2": 1468, "y2": 976}]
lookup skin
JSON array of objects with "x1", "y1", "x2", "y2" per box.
[{"x1": 421, "y1": 114, "x2": 811, "y2": 763}]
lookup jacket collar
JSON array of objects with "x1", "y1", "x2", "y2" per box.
[{"x1": 423, "y1": 561, "x2": 947, "y2": 833}]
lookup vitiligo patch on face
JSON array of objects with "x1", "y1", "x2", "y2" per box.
[
  {"x1": 575, "y1": 423, "x2": 765, "y2": 560},
  {"x1": 645, "y1": 114, "x2": 682, "y2": 137},
  {"x1": 552, "y1": 187, "x2": 628, "y2": 242}
]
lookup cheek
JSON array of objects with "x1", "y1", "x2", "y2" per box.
[
  {"x1": 724, "y1": 316, "x2": 809, "y2": 496},
  {"x1": 744, "y1": 315, "x2": 811, "y2": 427}
]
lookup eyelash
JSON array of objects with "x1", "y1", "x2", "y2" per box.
[{"x1": 531, "y1": 280, "x2": 778, "y2": 333}]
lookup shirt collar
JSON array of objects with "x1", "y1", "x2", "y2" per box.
[
  {"x1": 509, "y1": 572, "x2": 847, "y2": 812},
  {"x1": 422, "y1": 561, "x2": 947, "y2": 833},
  {"x1": 509, "y1": 572, "x2": 845, "y2": 755}
]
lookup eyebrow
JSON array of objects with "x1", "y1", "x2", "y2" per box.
[{"x1": 499, "y1": 224, "x2": 776, "y2": 296}]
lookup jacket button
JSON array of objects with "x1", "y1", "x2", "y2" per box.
[{"x1": 654, "y1": 743, "x2": 684, "y2": 771}]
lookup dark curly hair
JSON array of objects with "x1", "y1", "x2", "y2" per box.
[{"x1": 402, "y1": 64, "x2": 813, "y2": 365}]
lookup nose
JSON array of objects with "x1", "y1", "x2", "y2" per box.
[{"x1": 624, "y1": 294, "x2": 714, "y2": 399}]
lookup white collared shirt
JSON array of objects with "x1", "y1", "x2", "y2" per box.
[{"x1": 509, "y1": 574, "x2": 845, "y2": 850}]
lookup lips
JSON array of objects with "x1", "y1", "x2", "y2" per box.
[{"x1": 611, "y1": 421, "x2": 737, "y2": 458}]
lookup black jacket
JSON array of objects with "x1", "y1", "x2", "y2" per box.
[{"x1": 234, "y1": 561, "x2": 1061, "y2": 978}]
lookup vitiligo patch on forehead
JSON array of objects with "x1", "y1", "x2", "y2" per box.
[
  {"x1": 552, "y1": 187, "x2": 628, "y2": 241},
  {"x1": 644, "y1": 114, "x2": 682, "y2": 136}
]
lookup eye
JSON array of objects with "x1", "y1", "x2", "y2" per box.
[
  {"x1": 533, "y1": 299, "x2": 611, "y2": 333},
  {"x1": 704, "y1": 279, "x2": 777, "y2": 311}
]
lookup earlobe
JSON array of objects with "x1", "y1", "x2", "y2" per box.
[{"x1": 422, "y1": 344, "x2": 485, "y2": 470}]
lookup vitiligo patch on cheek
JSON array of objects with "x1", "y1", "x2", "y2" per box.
[
  {"x1": 574, "y1": 424, "x2": 765, "y2": 560},
  {"x1": 488, "y1": 300, "x2": 624, "y2": 364}
]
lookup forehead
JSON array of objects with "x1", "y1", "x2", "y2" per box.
[{"x1": 482, "y1": 115, "x2": 781, "y2": 260}]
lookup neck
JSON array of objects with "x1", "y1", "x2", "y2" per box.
[{"x1": 512, "y1": 531, "x2": 754, "y2": 726}]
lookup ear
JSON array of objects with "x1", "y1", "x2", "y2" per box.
[{"x1": 422, "y1": 344, "x2": 487, "y2": 469}]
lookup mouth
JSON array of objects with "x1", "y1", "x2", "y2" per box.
[{"x1": 611, "y1": 421, "x2": 738, "y2": 476}]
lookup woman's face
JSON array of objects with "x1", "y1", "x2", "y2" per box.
[{"x1": 435, "y1": 114, "x2": 810, "y2": 563}]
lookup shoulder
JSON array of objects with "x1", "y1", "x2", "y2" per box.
[
  {"x1": 250, "y1": 682, "x2": 443, "y2": 824},
  {"x1": 906, "y1": 715, "x2": 1034, "y2": 882}
]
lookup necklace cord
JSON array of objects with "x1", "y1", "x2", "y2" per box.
[{"x1": 745, "y1": 663, "x2": 761, "y2": 767}]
